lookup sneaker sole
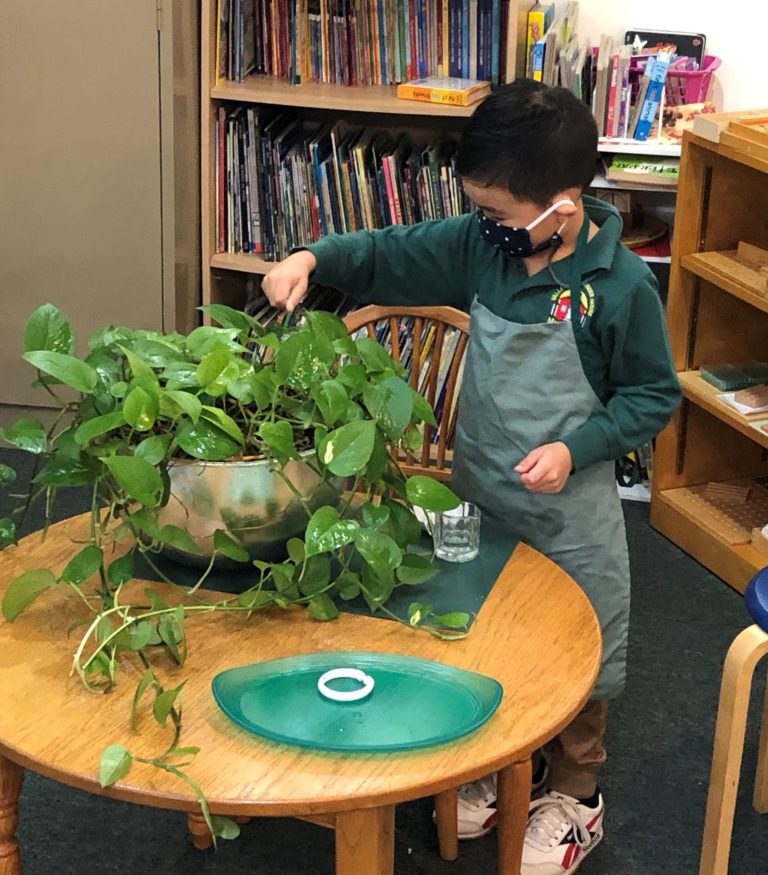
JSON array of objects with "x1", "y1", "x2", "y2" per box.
[{"x1": 565, "y1": 827, "x2": 603, "y2": 874}]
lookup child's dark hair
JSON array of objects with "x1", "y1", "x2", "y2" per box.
[{"x1": 457, "y1": 79, "x2": 598, "y2": 206}]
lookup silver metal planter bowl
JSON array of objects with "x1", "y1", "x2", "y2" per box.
[{"x1": 156, "y1": 453, "x2": 340, "y2": 568}]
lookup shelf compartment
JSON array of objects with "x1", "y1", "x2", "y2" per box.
[
  {"x1": 682, "y1": 251, "x2": 768, "y2": 315},
  {"x1": 597, "y1": 138, "x2": 681, "y2": 157},
  {"x1": 211, "y1": 77, "x2": 477, "y2": 117},
  {"x1": 678, "y1": 371, "x2": 768, "y2": 450},
  {"x1": 651, "y1": 486, "x2": 768, "y2": 593},
  {"x1": 211, "y1": 253, "x2": 275, "y2": 275}
]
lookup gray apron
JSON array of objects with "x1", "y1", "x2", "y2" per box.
[{"x1": 451, "y1": 220, "x2": 630, "y2": 699}]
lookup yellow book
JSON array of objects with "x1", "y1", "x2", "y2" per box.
[
  {"x1": 525, "y1": 2, "x2": 554, "y2": 78},
  {"x1": 396, "y1": 77, "x2": 491, "y2": 107}
]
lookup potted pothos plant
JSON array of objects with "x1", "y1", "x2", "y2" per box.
[{"x1": 0, "y1": 302, "x2": 468, "y2": 843}]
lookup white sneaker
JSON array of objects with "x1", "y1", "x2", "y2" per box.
[
  {"x1": 522, "y1": 790, "x2": 604, "y2": 874},
  {"x1": 453, "y1": 755, "x2": 550, "y2": 841}
]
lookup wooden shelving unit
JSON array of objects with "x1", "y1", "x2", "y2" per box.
[
  {"x1": 651, "y1": 131, "x2": 768, "y2": 593},
  {"x1": 200, "y1": 1, "x2": 531, "y2": 313}
]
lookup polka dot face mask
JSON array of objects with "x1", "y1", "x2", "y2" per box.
[{"x1": 477, "y1": 199, "x2": 575, "y2": 258}]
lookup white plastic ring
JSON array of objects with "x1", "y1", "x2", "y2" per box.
[{"x1": 317, "y1": 668, "x2": 375, "y2": 702}]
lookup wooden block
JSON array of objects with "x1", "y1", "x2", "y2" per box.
[
  {"x1": 734, "y1": 385, "x2": 768, "y2": 409},
  {"x1": 729, "y1": 119, "x2": 768, "y2": 149},
  {"x1": 677, "y1": 480, "x2": 768, "y2": 544},
  {"x1": 705, "y1": 482, "x2": 752, "y2": 504},
  {"x1": 736, "y1": 241, "x2": 768, "y2": 270},
  {"x1": 753, "y1": 528, "x2": 768, "y2": 559}
]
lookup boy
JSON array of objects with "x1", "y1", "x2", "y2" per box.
[{"x1": 262, "y1": 79, "x2": 681, "y2": 874}]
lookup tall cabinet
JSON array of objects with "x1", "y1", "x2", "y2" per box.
[
  {"x1": 651, "y1": 130, "x2": 768, "y2": 593},
  {"x1": 0, "y1": 0, "x2": 199, "y2": 411}
]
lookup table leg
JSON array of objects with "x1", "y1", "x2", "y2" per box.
[
  {"x1": 433, "y1": 787, "x2": 459, "y2": 860},
  {"x1": 497, "y1": 757, "x2": 532, "y2": 875},
  {"x1": 187, "y1": 812, "x2": 213, "y2": 850},
  {"x1": 0, "y1": 755, "x2": 24, "y2": 875},
  {"x1": 335, "y1": 805, "x2": 394, "y2": 875}
]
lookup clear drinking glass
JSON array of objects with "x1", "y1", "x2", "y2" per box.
[{"x1": 431, "y1": 502, "x2": 481, "y2": 563}]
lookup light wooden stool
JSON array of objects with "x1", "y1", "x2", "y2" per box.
[{"x1": 700, "y1": 566, "x2": 768, "y2": 875}]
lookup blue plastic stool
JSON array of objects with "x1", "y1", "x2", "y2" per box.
[{"x1": 700, "y1": 567, "x2": 768, "y2": 875}]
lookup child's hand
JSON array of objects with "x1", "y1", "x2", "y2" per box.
[
  {"x1": 262, "y1": 250, "x2": 318, "y2": 312},
  {"x1": 515, "y1": 442, "x2": 573, "y2": 494}
]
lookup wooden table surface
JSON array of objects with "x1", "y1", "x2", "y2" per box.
[{"x1": 0, "y1": 513, "x2": 601, "y2": 873}]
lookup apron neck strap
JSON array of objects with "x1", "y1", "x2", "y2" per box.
[{"x1": 568, "y1": 211, "x2": 590, "y2": 337}]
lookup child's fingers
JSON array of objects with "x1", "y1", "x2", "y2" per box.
[
  {"x1": 285, "y1": 277, "x2": 308, "y2": 312},
  {"x1": 515, "y1": 446, "x2": 543, "y2": 474}
]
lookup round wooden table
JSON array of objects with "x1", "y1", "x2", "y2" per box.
[{"x1": 0, "y1": 514, "x2": 601, "y2": 874}]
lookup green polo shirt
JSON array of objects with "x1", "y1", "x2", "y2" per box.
[{"x1": 305, "y1": 196, "x2": 681, "y2": 471}]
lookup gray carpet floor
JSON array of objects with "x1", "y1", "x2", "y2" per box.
[{"x1": 1, "y1": 447, "x2": 766, "y2": 874}]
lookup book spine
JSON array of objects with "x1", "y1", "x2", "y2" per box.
[
  {"x1": 605, "y1": 53, "x2": 620, "y2": 138},
  {"x1": 525, "y1": 7, "x2": 547, "y2": 78},
  {"x1": 448, "y1": 0, "x2": 460, "y2": 76},
  {"x1": 490, "y1": 0, "x2": 499, "y2": 84},
  {"x1": 441, "y1": 0, "x2": 449, "y2": 76},
  {"x1": 635, "y1": 55, "x2": 671, "y2": 141},
  {"x1": 396, "y1": 83, "x2": 487, "y2": 105}
]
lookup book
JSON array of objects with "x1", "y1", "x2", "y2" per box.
[
  {"x1": 525, "y1": 2, "x2": 553, "y2": 78},
  {"x1": 603, "y1": 154, "x2": 680, "y2": 188},
  {"x1": 634, "y1": 50, "x2": 672, "y2": 141},
  {"x1": 396, "y1": 76, "x2": 491, "y2": 106},
  {"x1": 592, "y1": 34, "x2": 613, "y2": 135},
  {"x1": 624, "y1": 29, "x2": 706, "y2": 66}
]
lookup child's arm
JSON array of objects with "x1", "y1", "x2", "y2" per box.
[
  {"x1": 559, "y1": 274, "x2": 682, "y2": 472},
  {"x1": 263, "y1": 215, "x2": 482, "y2": 312}
]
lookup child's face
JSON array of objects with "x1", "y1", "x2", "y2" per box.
[{"x1": 462, "y1": 180, "x2": 577, "y2": 247}]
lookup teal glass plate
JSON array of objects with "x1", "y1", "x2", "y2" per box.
[{"x1": 212, "y1": 652, "x2": 503, "y2": 752}]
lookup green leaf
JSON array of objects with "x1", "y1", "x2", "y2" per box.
[
  {"x1": 127, "y1": 509, "x2": 161, "y2": 540},
  {"x1": 304, "y1": 309, "x2": 349, "y2": 340},
  {"x1": 275, "y1": 331, "x2": 334, "y2": 388},
  {"x1": 0, "y1": 518, "x2": 18, "y2": 549},
  {"x1": 0, "y1": 464, "x2": 16, "y2": 486},
  {"x1": 286, "y1": 537, "x2": 305, "y2": 565},
  {"x1": 382, "y1": 498, "x2": 422, "y2": 546},
  {"x1": 360, "y1": 563, "x2": 395, "y2": 610},
  {"x1": 337, "y1": 362, "x2": 367, "y2": 395},
  {"x1": 123, "y1": 386, "x2": 159, "y2": 432},
  {"x1": 199, "y1": 304, "x2": 253, "y2": 332},
  {"x1": 318, "y1": 420, "x2": 377, "y2": 476},
  {"x1": 34, "y1": 456, "x2": 96, "y2": 487},
  {"x1": 176, "y1": 420, "x2": 240, "y2": 461},
  {"x1": 432, "y1": 611, "x2": 472, "y2": 629},
  {"x1": 118, "y1": 345, "x2": 157, "y2": 382},
  {"x1": 408, "y1": 602, "x2": 433, "y2": 627},
  {"x1": 104, "y1": 454, "x2": 164, "y2": 507},
  {"x1": 353, "y1": 529, "x2": 402, "y2": 572},
  {"x1": 23, "y1": 350, "x2": 98, "y2": 393},
  {"x1": 144, "y1": 587, "x2": 169, "y2": 612},
  {"x1": 159, "y1": 390, "x2": 202, "y2": 422},
  {"x1": 134, "y1": 434, "x2": 170, "y2": 466},
  {"x1": 196, "y1": 344, "x2": 233, "y2": 387},
  {"x1": 74, "y1": 410, "x2": 125, "y2": 445},
  {"x1": 2, "y1": 569, "x2": 57, "y2": 621},
  {"x1": 213, "y1": 529, "x2": 250, "y2": 563},
  {"x1": 185, "y1": 325, "x2": 241, "y2": 359},
  {"x1": 237, "y1": 589, "x2": 274, "y2": 610},
  {"x1": 356, "y1": 337, "x2": 397, "y2": 373},
  {"x1": 24, "y1": 304, "x2": 75, "y2": 354},
  {"x1": 99, "y1": 744, "x2": 133, "y2": 788},
  {"x1": 200, "y1": 406, "x2": 244, "y2": 445},
  {"x1": 131, "y1": 668, "x2": 157, "y2": 729},
  {"x1": 210, "y1": 816, "x2": 241, "y2": 841},
  {"x1": 411, "y1": 389, "x2": 437, "y2": 426},
  {"x1": 307, "y1": 592, "x2": 339, "y2": 621},
  {"x1": 60, "y1": 545, "x2": 103, "y2": 586},
  {"x1": 258, "y1": 420, "x2": 299, "y2": 465},
  {"x1": 158, "y1": 611, "x2": 185, "y2": 664},
  {"x1": 361, "y1": 503, "x2": 390, "y2": 530},
  {"x1": 117, "y1": 620, "x2": 155, "y2": 652},
  {"x1": 311, "y1": 380, "x2": 349, "y2": 426},
  {"x1": 153, "y1": 682, "x2": 186, "y2": 728},
  {"x1": 0, "y1": 418, "x2": 47, "y2": 454},
  {"x1": 107, "y1": 553, "x2": 135, "y2": 587},
  {"x1": 332, "y1": 335, "x2": 359, "y2": 357},
  {"x1": 405, "y1": 475, "x2": 461, "y2": 512},
  {"x1": 396, "y1": 553, "x2": 438, "y2": 584},
  {"x1": 299, "y1": 555, "x2": 331, "y2": 592},
  {"x1": 158, "y1": 524, "x2": 202, "y2": 555},
  {"x1": 363, "y1": 376, "x2": 413, "y2": 440},
  {"x1": 335, "y1": 571, "x2": 362, "y2": 601},
  {"x1": 304, "y1": 507, "x2": 358, "y2": 556}
]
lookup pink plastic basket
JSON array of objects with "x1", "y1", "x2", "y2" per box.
[
  {"x1": 628, "y1": 54, "x2": 721, "y2": 106},
  {"x1": 667, "y1": 54, "x2": 721, "y2": 104}
]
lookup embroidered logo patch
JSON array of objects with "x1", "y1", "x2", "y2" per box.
[{"x1": 547, "y1": 284, "x2": 596, "y2": 326}]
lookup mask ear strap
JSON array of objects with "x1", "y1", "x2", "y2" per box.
[{"x1": 525, "y1": 199, "x2": 576, "y2": 231}]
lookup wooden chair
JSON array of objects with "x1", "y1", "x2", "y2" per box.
[
  {"x1": 700, "y1": 565, "x2": 768, "y2": 875},
  {"x1": 342, "y1": 305, "x2": 471, "y2": 483}
]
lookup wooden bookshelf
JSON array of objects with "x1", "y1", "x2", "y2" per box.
[
  {"x1": 201, "y1": 1, "x2": 532, "y2": 314},
  {"x1": 651, "y1": 131, "x2": 768, "y2": 594}
]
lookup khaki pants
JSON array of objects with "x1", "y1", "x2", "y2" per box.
[{"x1": 544, "y1": 699, "x2": 607, "y2": 799}]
